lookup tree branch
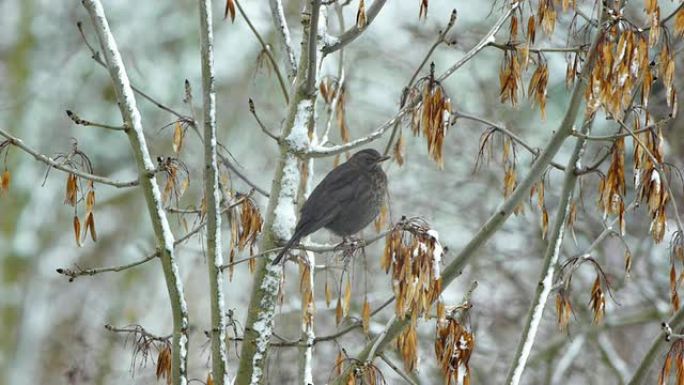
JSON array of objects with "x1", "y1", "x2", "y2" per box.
[
  {"x1": 235, "y1": 1, "x2": 323, "y2": 382},
  {"x1": 0, "y1": 127, "x2": 139, "y2": 188},
  {"x1": 81, "y1": 2, "x2": 189, "y2": 385},
  {"x1": 505, "y1": 115, "x2": 594, "y2": 385},
  {"x1": 437, "y1": 2, "x2": 519, "y2": 82},
  {"x1": 65, "y1": 109, "x2": 126, "y2": 131},
  {"x1": 268, "y1": 0, "x2": 297, "y2": 80},
  {"x1": 321, "y1": 0, "x2": 388, "y2": 55},
  {"x1": 307, "y1": 107, "x2": 410, "y2": 158},
  {"x1": 249, "y1": 99, "x2": 280, "y2": 142},
  {"x1": 199, "y1": 0, "x2": 229, "y2": 383},
  {"x1": 235, "y1": 0, "x2": 290, "y2": 103},
  {"x1": 626, "y1": 308, "x2": 684, "y2": 385}
]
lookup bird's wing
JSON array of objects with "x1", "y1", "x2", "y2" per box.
[{"x1": 296, "y1": 163, "x2": 362, "y2": 233}]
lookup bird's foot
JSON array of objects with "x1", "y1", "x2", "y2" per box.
[{"x1": 340, "y1": 236, "x2": 364, "y2": 250}]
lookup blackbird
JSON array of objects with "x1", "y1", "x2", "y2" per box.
[{"x1": 272, "y1": 149, "x2": 390, "y2": 264}]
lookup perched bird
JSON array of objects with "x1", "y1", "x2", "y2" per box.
[{"x1": 273, "y1": 149, "x2": 390, "y2": 264}]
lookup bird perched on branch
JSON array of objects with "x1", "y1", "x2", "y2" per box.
[{"x1": 272, "y1": 149, "x2": 390, "y2": 264}]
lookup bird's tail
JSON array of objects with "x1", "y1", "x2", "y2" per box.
[{"x1": 272, "y1": 228, "x2": 305, "y2": 265}]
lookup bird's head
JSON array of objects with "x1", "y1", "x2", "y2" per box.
[{"x1": 349, "y1": 149, "x2": 391, "y2": 170}]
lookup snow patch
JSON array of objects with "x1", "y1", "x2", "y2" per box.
[
  {"x1": 286, "y1": 99, "x2": 313, "y2": 152},
  {"x1": 427, "y1": 229, "x2": 443, "y2": 279},
  {"x1": 271, "y1": 156, "x2": 300, "y2": 241}
]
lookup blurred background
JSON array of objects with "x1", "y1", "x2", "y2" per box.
[{"x1": 1, "y1": 0, "x2": 683, "y2": 384}]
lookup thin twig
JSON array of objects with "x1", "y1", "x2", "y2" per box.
[
  {"x1": 57, "y1": 195, "x2": 250, "y2": 281},
  {"x1": 65, "y1": 110, "x2": 126, "y2": 131},
  {"x1": 379, "y1": 353, "x2": 419, "y2": 385},
  {"x1": 437, "y1": 2, "x2": 520, "y2": 82},
  {"x1": 308, "y1": 107, "x2": 411, "y2": 158},
  {"x1": 235, "y1": 0, "x2": 290, "y2": 103},
  {"x1": 0, "y1": 127, "x2": 138, "y2": 188},
  {"x1": 248, "y1": 99, "x2": 279, "y2": 142},
  {"x1": 383, "y1": 9, "x2": 458, "y2": 155},
  {"x1": 454, "y1": 110, "x2": 567, "y2": 171},
  {"x1": 487, "y1": 41, "x2": 587, "y2": 53},
  {"x1": 321, "y1": 0, "x2": 388, "y2": 54},
  {"x1": 105, "y1": 323, "x2": 172, "y2": 342}
]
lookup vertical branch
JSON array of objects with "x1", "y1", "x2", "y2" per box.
[
  {"x1": 81, "y1": 2, "x2": 189, "y2": 385},
  {"x1": 269, "y1": 0, "x2": 297, "y2": 81},
  {"x1": 504, "y1": 6, "x2": 604, "y2": 381},
  {"x1": 504, "y1": 118, "x2": 592, "y2": 385},
  {"x1": 235, "y1": 2, "x2": 324, "y2": 384},
  {"x1": 199, "y1": 0, "x2": 229, "y2": 384},
  {"x1": 298, "y1": 3, "x2": 326, "y2": 382},
  {"x1": 298, "y1": 250, "x2": 315, "y2": 385}
]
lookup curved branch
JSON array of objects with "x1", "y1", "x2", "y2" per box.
[
  {"x1": 0, "y1": 127, "x2": 139, "y2": 188},
  {"x1": 437, "y1": 2, "x2": 519, "y2": 82},
  {"x1": 235, "y1": 0, "x2": 290, "y2": 103},
  {"x1": 321, "y1": 0, "x2": 388, "y2": 54},
  {"x1": 307, "y1": 107, "x2": 410, "y2": 158}
]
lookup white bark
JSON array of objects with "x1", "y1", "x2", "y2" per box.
[
  {"x1": 81, "y1": 1, "x2": 189, "y2": 384},
  {"x1": 198, "y1": 0, "x2": 229, "y2": 384}
]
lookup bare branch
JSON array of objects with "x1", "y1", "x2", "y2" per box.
[
  {"x1": 454, "y1": 110, "x2": 567, "y2": 171},
  {"x1": 199, "y1": 0, "x2": 230, "y2": 383},
  {"x1": 56, "y1": 254, "x2": 158, "y2": 282},
  {"x1": 268, "y1": 0, "x2": 297, "y2": 80},
  {"x1": 235, "y1": 0, "x2": 290, "y2": 103},
  {"x1": 105, "y1": 323, "x2": 171, "y2": 342},
  {"x1": 81, "y1": 2, "x2": 189, "y2": 384},
  {"x1": 378, "y1": 353, "x2": 419, "y2": 385},
  {"x1": 505, "y1": 115, "x2": 594, "y2": 385},
  {"x1": 437, "y1": 2, "x2": 519, "y2": 82},
  {"x1": 308, "y1": 107, "x2": 410, "y2": 158},
  {"x1": 65, "y1": 110, "x2": 126, "y2": 131},
  {"x1": 249, "y1": 99, "x2": 280, "y2": 142},
  {"x1": 487, "y1": 41, "x2": 588, "y2": 54},
  {"x1": 0, "y1": 127, "x2": 138, "y2": 188},
  {"x1": 322, "y1": 0, "x2": 388, "y2": 55}
]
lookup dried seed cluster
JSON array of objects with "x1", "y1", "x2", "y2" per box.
[
  {"x1": 409, "y1": 65, "x2": 452, "y2": 168},
  {"x1": 659, "y1": 337, "x2": 684, "y2": 385},
  {"x1": 227, "y1": 194, "x2": 263, "y2": 277},
  {"x1": 0, "y1": 140, "x2": 10, "y2": 195},
  {"x1": 382, "y1": 218, "x2": 444, "y2": 322},
  {"x1": 434, "y1": 303, "x2": 475, "y2": 385},
  {"x1": 555, "y1": 256, "x2": 613, "y2": 330},
  {"x1": 598, "y1": 137, "x2": 626, "y2": 235},
  {"x1": 56, "y1": 143, "x2": 98, "y2": 247},
  {"x1": 633, "y1": 121, "x2": 668, "y2": 243},
  {"x1": 158, "y1": 156, "x2": 190, "y2": 206},
  {"x1": 332, "y1": 354, "x2": 386, "y2": 385}
]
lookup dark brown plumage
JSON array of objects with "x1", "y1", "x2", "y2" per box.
[{"x1": 272, "y1": 149, "x2": 390, "y2": 264}]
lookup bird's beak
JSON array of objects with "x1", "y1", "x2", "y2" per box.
[{"x1": 378, "y1": 155, "x2": 391, "y2": 162}]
